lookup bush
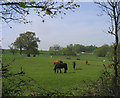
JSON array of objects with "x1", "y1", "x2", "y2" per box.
[
  {"x1": 82, "y1": 70, "x2": 120, "y2": 97},
  {"x1": 94, "y1": 45, "x2": 110, "y2": 57}
]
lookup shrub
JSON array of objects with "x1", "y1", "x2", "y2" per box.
[{"x1": 94, "y1": 45, "x2": 110, "y2": 57}]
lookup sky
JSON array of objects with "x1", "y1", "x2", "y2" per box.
[{"x1": 2, "y1": 2, "x2": 116, "y2": 50}]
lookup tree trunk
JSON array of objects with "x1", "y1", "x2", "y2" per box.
[
  {"x1": 33, "y1": 54, "x2": 36, "y2": 57},
  {"x1": 113, "y1": 24, "x2": 119, "y2": 77},
  {"x1": 114, "y1": 45, "x2": 118, "y2": 77},
  {"x1": 20, "y1": 47, "x2": 22, "y2": 56}
]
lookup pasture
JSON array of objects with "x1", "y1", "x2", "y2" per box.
[{"x1": 2, "y1": 53, "x2": 112, "y2": 94}]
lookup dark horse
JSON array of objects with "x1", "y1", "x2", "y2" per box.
[{"x1": 54, "y1": 63, "x2": 68, "y2": 73}]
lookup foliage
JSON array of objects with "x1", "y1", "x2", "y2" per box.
[
  {"x1": 105, "y1": 45, "x2": 114, "y2": 61},
  {"x1": 73, "y1": 44, "x2": 85, "y2": 53},
  {"x1": 80, "y1": 68, "x2": 120, "y2": 97},
  {"x1": 63, "y1": 44, "x2": 76, "y2": 56},
  {"x1": 49, "y1": 44, "x2": 97, "y2": 56},
  {"x1": 13, "y1": 35, "x2": 25, "y2": 55},
  {"x1": 0, "y1": 1, "x2": 80, "y2": 26},
  {"x1": 49, "y1": 45, "x2": 62, "y2": 55},
  {"x1": 13, "y1": 31, "x2": 40, "y2": 57},
  {"x1": 94, "y1": 45, "x2": 110, "y2": 57},
  {"x1": 74, "y1": 44, "x2": 97, "y2": 53},
  {"x1": 8, "y1": 43, "x2": 17, "y2": 55}
]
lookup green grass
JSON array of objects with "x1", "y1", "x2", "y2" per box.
[{"x1": 2, "y1": 53, "x2": 113, "y2": 93}]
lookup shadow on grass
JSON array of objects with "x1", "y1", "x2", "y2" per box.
[
  {"x1": 68, "y1": 72, "x2": 76, "y2": 74},
  {"x1": 75, "y1": 68, "x2": 82, "y2": 70},
  {"x1": 87, "y1": 64, "x2": 90, "y2": 65}
]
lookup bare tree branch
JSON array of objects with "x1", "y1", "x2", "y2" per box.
[
  {"x1": 0, "y1": 2, "x2": 80, "y2": 25},
  {"x1": 95, "y1": 0, "x2": 120, "y2": 77}
]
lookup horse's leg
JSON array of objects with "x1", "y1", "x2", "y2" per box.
[
  {"x1": 57, "y1": 69, "x2": 58, "y2": 73},
  {"x1": 60, "y1": 69, "x2": 62, "y2": 73},
  {"x1": 54, "y1": 69, "x2": 56, "y2": 73},
  {"x1": 64, "y1": 68, "x2": 66, "y2": 73}
]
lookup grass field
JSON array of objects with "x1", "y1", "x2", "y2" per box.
[{"x1": 2, "y1": 53, "x2": 112, "y2": 94}]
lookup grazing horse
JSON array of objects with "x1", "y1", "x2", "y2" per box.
[
  {"x1": 53, "y1": 60, "x2": 63, "y2": 64},
  {"x1": 54, "y1": 63, "x2": 68, "y2": 73}
]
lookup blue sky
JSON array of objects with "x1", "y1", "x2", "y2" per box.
[{"x1": 2, "y1": 2, "x2": 115, "y2": 50}]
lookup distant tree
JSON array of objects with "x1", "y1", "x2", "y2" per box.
[
  {"x1": 13, "y1": 36, "x2": 24, "y2": 55},
  {"x1": 64, "y1": 44, "x2": 76, "y2": 56},
  {"x1": 73, "y1": 44, "x2": 97, "y2": 54},
  {"x1": 62, "y1": 48, "x2": 67, "y2": 55},
  {"x1": 50, "y1": 44, "x2": 97, "y2": 56},
  {"x1": 8, "y1": 43, "x2": 17, "y2": 55},
  {"x1": 49, "y1": 45, "x2": 62, "y2": 55},
  {"x1": 106, "y1": 45, "x2": 114, "y2": 61},
  {"x1": 95, "y1": 0, "x2": 120, "y2": 77},
  {"x1": 94, "y1": 45, "x2": 110, "y2": 57},
  {"x1": 85, "y1": 45, "x2": 97, "y2": 52},
  {"x1": 73, "y1": 44, "x2": 81, "y2": 53},
  {"x1": 2, "y1": 49, "x2": 5, "y2": 54},
  {"x1": 14, "y1": 31, "x2": 40, "y2": 57},
  {"x1": 74, "y1": 44, "x2": 85, "y2": 53},
  {"x1": 31, "y1": 48, "x2": 39, "y2": 57}
]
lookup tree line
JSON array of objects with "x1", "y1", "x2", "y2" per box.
[
  {"x1": 94, "y1": 44, "x2": 120, "y2": 63},
  {"x1": 7, "y1": 32, "x2": 120, "y2": 64},
  {"x1": 49, "y1": 44, "x2": 97, "y2": 56}
]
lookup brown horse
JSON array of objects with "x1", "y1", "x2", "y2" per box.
[{"x1": 53, "y1": 60, "x2": 63, "y2": 64}]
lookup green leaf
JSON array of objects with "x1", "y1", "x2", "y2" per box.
[
  {"x1": 42, "y1": 20, "x2": 45, "y2": 23},
  {"x1": 46, "y1": 9, "x2": 53, "y2": 15},
  {"x1": 22, "y1": 3, "x2": 26, "y2": 8},
  {"x1": 54, "y1": 11, "x2": 57, "y2": 15},
  {"x1": 59, "y1": 11, "x2": 61, "y2": 13},
  {"x1": 31, "y1": 2, "x2": 35, "y2": 4},
  {"x1": 19, "y1": 3, "x2": 26, "y2": 8},
  {"x1": 41, "y1": 8, "x2": 45, "y2": 11},
  {"x1": 64, "y1": 13, "x2": 66, "y2": 15}
]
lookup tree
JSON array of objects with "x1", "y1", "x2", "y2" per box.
[
  {"x1": 118, "y1": 44, "x2": 120, "y2": 63},
  {"x1": 72, "y1": 44, "x2": 97, "y2": 54},
  {"x1": 106, "y1": 45, "x2": 114, "y2": 61},
  {"x1": 74, "y1": 44, "x2": 85, "y2": 53},
  {"x1": 13, "y1": 36, "x2": 24, "y2": 55},
  {"x1": 94, "y1": 45, "x2": 110, "y2": 57},
  {"x1": 64, "y1": 44, "x2": 76, "y2": 56},
  {"x1": 0, "y1": 1, "x2": 80, "y2": 27},
  {"x1": 49, "y1": 44, "x2": 62, "y2": 55},
  {"x1": 14, "y1": 31, "x2": 40, "y2": 57},
  {"x1": 95, "y1": 0, "x2": 120, "y2": 77},
  {"x1": 85, "y1": 45, "x2": 97, "y2": 52},
  {"x1": 8, "y1": 43, "x2": 17, "y2": 55}
]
